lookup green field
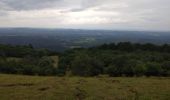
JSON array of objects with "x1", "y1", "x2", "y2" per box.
[{"x1": 0, "y1": 74, "x2": 169, "y2": 100}]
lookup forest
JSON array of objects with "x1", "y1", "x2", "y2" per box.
[{"x1": 0, "y1": 42, "x2": 170, "y2": 77}]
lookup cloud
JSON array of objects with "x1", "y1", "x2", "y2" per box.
[
  {"x1": 0, "y1": 0, "x2": 170, "y2": 31},
  {"x1": 0, "y1": 11, "x2": 8, "y2": 16},
  {"x1": 0, "y1": 0, "x2": 62, "y2": 11}
]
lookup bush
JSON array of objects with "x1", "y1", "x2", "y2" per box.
[
  {"x1": 145, "y1": 62, "x2": 162, "y2": 76},
  {"x1": 106, "y1": 65, "x2": 121, "y2": 77},
  {"x1": 161, "y1": 61, "x2": 170, "y2": 76},
  {"x1": 71, "y1": 54, "x2": 103, "y2": 76}
]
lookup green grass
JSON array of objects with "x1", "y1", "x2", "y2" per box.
[{"x1": 0, "y1": 74, "x2": 169, "y2": 100}]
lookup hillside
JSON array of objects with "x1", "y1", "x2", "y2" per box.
[{"x1": 0, "y1": 74, "x2": 169, "y2": 100}]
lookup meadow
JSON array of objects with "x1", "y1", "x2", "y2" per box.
[{"x1": 0, "y1": 74, "x2": 169, "y2": 100}]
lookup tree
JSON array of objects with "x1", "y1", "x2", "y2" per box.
[
  {"x1": 161, "y1": 61, "x2": 170, "y2": 76},
  {"x1": 145, "y1": 62, "x2": 162, "y2": 76},
  {"x1": 71, "y1": 54, "x2": 103, "y2": 76},
  {"x1": 28, "y1": 44, "x2": 34, "y2": 49},
  {"x1": 106, "y1": 65, "x2": 120, "y2": 77},
  {"x1": 133, "y1": 61, "x2": 146, "y2": 76},
  {"x1": 117, "y1": 42, "x2": 134, "y2": 52}
]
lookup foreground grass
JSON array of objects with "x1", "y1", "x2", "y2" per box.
[{"x1": 0, "y1": 74, "x2": 169, "y2": 100}]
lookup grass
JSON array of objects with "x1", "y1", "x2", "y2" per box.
[
  {"x1": 0, "y1": 74, "x2": 169, "y2": 100},
  {"x1": 49, "y1": 56, "x2": 59, "y2": 68}
]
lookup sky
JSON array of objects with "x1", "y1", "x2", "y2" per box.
[{"x1": 0, "y1": 0, "x2": 170, "y2": 31}]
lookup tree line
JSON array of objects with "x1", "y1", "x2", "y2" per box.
[
  {"x1": 58, "y1": 42, "x2": 170, "y2": 77},
  {"x1": 0, "y1": 44, "x2": 58, "y2": 75},
  {"x1": 0, "y1": 42, "x2": 170, "y2": 77}
]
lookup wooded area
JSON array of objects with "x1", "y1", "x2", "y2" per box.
[{"x1": 0, "y1": 42, "x2": 170, "y2": 77}]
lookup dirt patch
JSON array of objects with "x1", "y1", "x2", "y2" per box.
[
  {"x1": 76, "y1": 79, "x2": 87, "y2": 84},
  {"x1": 98, "y1": 78, "x2": 120, "y2": 84},
  {"x1": 104, "y1": 79, "x2": 120, "y2": 83},
  {"x1": 38, "y1": 87, "x2": 50, "y2": 91},
  {"x1": 129, "y1": 88, "x2": 137, "y2": 93},
  {"x1": 0, "y1": 83, "x2": 34, "y2": 87},
  {"x1": 111, "y1": 80, "x2": 120, "y2": 83},
  {"x1": 117, "y1": 87, "x2": 123, "y2": 90},
  {"x1": 74, "y1": 87, "x2": 87, "y2": 100},
  {"x1": 128, "y1": 88, "x2": 139, "y2": 100}
]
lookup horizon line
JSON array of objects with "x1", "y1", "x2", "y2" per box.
[{"x1": 0, "y1": 27, "x2": 170, "y2": 32}]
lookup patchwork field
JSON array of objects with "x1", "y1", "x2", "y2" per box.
[{"x1": 0, "y1": 74, "x2": 169, "y2": 100}]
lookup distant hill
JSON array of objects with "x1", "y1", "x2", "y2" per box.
[{"x1": 0, "y1": 28, "x2": 170, "y2": 52}]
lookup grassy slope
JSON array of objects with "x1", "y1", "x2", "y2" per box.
[{"x1": 0, "y1": 74, "x2": 169, "y2": 100}]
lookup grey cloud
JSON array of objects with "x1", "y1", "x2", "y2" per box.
[
  {"x1": 68, "y1": 0, "x2": 113, "y2": 12},
  {"x1": 0, "y1": 0, "x2": 169, "y2": 31},
  {"x1": 69, "y1": 8, "x2": 86, "y2": 12},
  {"x1": 0, "y1": 0, "x2": 106, "y2": 11},
  {"x1": 0, "y1": 11, "x2": 8, "y2": 16},
  {"x1": 0, "y1": 0, "x2": 62, "y2": 11}
]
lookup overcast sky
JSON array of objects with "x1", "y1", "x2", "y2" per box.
[{"x1": 0, "y1": 0, "x2": 170, "y2": 31}]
